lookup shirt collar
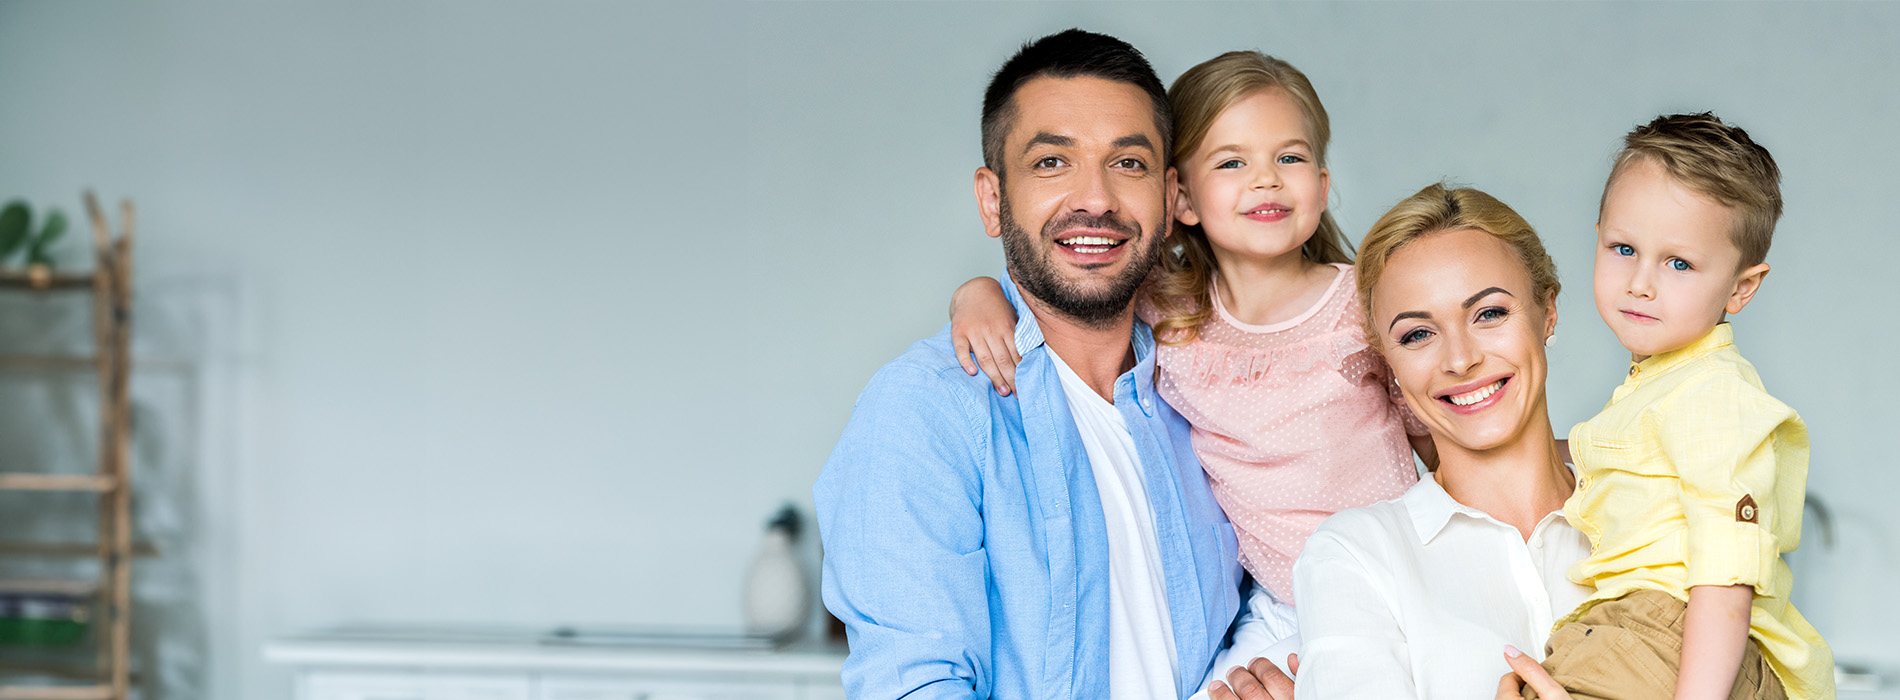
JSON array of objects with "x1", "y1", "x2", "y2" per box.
[
  {"x1": 1627, "y1": 322, "x2": 1733, "y2": 381},
  {"x1": 1000, "y1": 269, "x2": 1154, "y2": 364},
  {"x1": 1401, "y1": 468, "x2": 1573, "y2": 545}
]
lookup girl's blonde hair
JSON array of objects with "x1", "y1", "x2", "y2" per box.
[
  {"x1": 1355, "y1": 183, "x2": 1562, "y2": 350},
  {"x1": 1150, "y1": 51, "x2": 1353, "y2": 344}
]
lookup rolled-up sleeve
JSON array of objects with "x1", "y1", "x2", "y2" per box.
[
  {"x1": 1293, "y1": 529, "x2": 1417, "y2": 700},
  {"x1": 814, "y1": 364, "x2": 992, "y2": 700},
  {"x1": 1660, "y1": 371, "x2": 1799, "y2": 595}
]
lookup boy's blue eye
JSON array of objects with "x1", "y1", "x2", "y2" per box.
[
  {"x1": 1668, "y1": 258, "x2": 1691, "y2": 271},
  {"x1": 1613, "y1": 244, "x2": 1634, "y2": 256}
]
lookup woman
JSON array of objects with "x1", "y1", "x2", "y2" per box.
[{"x1": 1210, "y1": 183, "x2": 1591, "y2": 700}]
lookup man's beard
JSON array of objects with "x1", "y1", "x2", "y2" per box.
[{"x1": 998, "y1": 192, "x2": 1167, "y2": 329}]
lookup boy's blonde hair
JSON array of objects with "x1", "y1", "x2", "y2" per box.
[
  {"x1": 1356, "y1": 183, "x2": 1561, "y2": 350},
  {"x1": 1150, "y1": 51, "x2": 1352, "y2": 345},
  {"x1": 1603, "y1": 112, "x2": 1782, "y2": 269}
]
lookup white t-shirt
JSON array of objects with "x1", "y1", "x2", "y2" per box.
[
  {"x1": 1049, "y1": 351, "x2": 1179, "y2": 700},
  {"x1": 1291, "y1": 474, "x2": 1593, "y2": 700}
]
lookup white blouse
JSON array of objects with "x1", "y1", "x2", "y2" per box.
[{"x1": 1291, "y1": 475, "x2": 1593, "y2": 700}]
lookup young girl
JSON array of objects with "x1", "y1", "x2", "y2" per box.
[{"x1": 948, "y1": 51, "x2": 1433, "y2": 690}]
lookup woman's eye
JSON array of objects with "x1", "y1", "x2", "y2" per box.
[
  {"x1": 1613, "y1": 244, "x2": 1635, "y2": 257},
  {"x1": 1475, "y1": 307, "x2": 1508, "y2": 322},
  {"x1": 1398, "y1": 328, "x2": 1432, "y2": 346},
  {"x1": 1668, "y1": 258, "x2": 1692, "y2": 271},
  {"x1": 1215, "y1": 159, "x2": 1243, "y2": 169}
]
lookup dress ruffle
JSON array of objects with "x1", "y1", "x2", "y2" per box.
[{"x1": 1162, "y1": 326, "x2": 1384, "y2": 387}]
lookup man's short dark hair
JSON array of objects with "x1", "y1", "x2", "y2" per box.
[{"x1": 981, "y1": 29, "x2": 1172, "y2": 176}]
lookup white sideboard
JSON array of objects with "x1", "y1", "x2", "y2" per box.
[{"x1": 265, "y1": 632, "x2": 847, "y2": 700}]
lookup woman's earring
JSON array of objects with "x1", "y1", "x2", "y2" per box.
[{"x1": 1544, "y1": 334, "x2": 1557, "y2": 348}]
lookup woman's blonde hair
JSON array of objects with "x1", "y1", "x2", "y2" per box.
[
  {"x1": 1150, "y1": 51, "x2": 1353, "y2": 344},
  {"x1": 1355, "y1": 183, "x2": 1561, "y2": 349}
]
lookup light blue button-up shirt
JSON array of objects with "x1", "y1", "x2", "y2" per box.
[{"x1": 815, "y1": 274, "x2": 1245, "y2": 700}]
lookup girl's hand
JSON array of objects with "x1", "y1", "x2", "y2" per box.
[
  {"x1": 1497, "y1": 645, "x2": 1570, "y2": 700},
  {"x1": 949, "y1": 277, "x2": 1020, "y2": 396}
]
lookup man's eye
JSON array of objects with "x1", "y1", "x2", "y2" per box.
[
  {"x1": 1116, "y1": 157, "x2": 1146, "y2": 170},
  {"x1": 1668, "y1": 258, "x2": 1692, "y2": 271},
  {"x1": 1035, "y1": 156, "x2": 1065, "y2": 169},
  {"x1": 1399, "y1": 328, "x2": 1432, "y2": 346},
  {"x1": 1216, "y1": 159, "x2": 1243, "y2": 169},
  {"x1": 1613, "y1": 244, "x2": 1635, "y2": 256}
]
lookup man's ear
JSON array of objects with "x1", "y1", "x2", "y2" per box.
[
  {"x1": 975, "y1": 167, "x2": 1004, "y2": 239},
  {"x1": 1172, "y1": 169, "x2": 1197, "y2": 229},
  {"x1": 1726, "y1": 263, "x2": 1770, "y2": 315}
]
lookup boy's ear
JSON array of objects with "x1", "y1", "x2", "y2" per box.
[
  {"x1": 1726, "y1": 263, "x2": 1771, "y2": 315},
  {"x1": 975, "y1": 167, "x2": 1003, "y2": 239},
  {"x1": 1173, "y1": 173, "x2": 1199, "y2": 228}
]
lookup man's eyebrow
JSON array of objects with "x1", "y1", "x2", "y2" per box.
[
  {"x1": 1462, "y1": 287, "x2": 1513, "y2": 309},
  {"x1": 1023, "y1": 132, "x2": 1074, "y2": 152},
  {"x1": 1387, "y1": 310, "x2": 1431, "y2": 331},
  {"x1": 1112, "y1": 134, "x2": 1155, "y2": 152}
]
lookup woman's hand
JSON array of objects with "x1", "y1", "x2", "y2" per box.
[
  {"x1": 1209, "y1": 654, "x2": 1298, "y2": 700},
  {"x1": 949, "y1": 277, "x2": 1020, "y2": 396},
  {"x1": 1496, "y1": 645, "x2": 1570, "y2": 700}
]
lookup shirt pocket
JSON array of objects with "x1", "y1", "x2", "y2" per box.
[{"x1": 1584, "y1": 437, "x2": 1670, "y2": 477}]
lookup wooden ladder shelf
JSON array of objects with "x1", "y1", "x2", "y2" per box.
[{"x1": 0, "y1": 191, "x2": 137, "y2": 700}]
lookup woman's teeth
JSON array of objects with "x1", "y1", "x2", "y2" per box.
[
  {"x1": 1060, "y1": 236, "x2": 1123, "y2": 254},
  {"x1": 1447, "y1": 379, "x2": 1504, "y2": 406}
]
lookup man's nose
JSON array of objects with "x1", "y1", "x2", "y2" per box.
[{"x1": 1069, "y1": 162, "x2": 1118, "y2": 215}]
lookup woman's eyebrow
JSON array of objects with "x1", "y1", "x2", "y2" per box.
[
  {"x1": 1388, "y1": 310, "x2": 1430, "y2": 331},
  {"x1": 1462, "y1": 287, "x2": 1513, "y2": 309}
]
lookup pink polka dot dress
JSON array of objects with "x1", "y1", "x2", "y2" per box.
[{"x1": 1150, "y1": 263, "x2": 1427, "y2": 604}]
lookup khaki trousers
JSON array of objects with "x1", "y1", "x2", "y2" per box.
[{"x1": 1523, "y1": 590, "x2": 1785, "y2": 700}]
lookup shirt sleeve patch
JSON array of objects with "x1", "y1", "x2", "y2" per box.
[{"x1": 1736, "y1": 494, "x2": 1759, "y2": 523}]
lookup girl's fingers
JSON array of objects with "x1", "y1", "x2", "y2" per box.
[
  {"x1": 954, "y1": 334, "x2": 977, "y2": 375},
  {"x1": 973, "y1": 345, "x2": 1009, "y2": 396},
  {"x1": 1286, "y1": 653, "x2": 1300, "y2": 677},
  {"x1": 989, "y1": 337, "x2": 1018, "y2": 395}
]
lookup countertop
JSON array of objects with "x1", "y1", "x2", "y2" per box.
[{"x1": 264, "y1": 627, "x2": 847, "y2": 677}]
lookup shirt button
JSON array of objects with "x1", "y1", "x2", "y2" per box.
[{"x1": 1741, "y1": 504, "x2": 1757, "y2": 521}]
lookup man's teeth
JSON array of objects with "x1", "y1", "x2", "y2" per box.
[
  {"x1": 1060, "y1": 236, "x2": 1123, "y2": 253},
  {"x1": 1447, "y1": 380, "x2": 1504, "y2": 406}
]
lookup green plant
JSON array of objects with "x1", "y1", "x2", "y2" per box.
[
  {"x1": 0, "y1": 199, "x2": 69, "y2": 268},
  {"x1": 0, "y1": 200, "x2": 28, "y2": 263},
  {"x1": 27, "y1": 209, "x2": 65, "y2": 266}
]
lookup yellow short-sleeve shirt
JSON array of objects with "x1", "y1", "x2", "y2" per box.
[{"x1": 1562, "y1": 323, "x2": 1832, "y2": 700}]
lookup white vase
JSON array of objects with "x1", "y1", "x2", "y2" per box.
[{"x1": 742, "y1": 528, "x2": 810, "y2": 640}]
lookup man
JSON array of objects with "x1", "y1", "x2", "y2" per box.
[{"x1": 814, "y1": 30, "x2": 1249, "y2": 699}]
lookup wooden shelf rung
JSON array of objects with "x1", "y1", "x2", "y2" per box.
[
  {"x1": 0, "y1": 542, "x2": 155, "y2": 558},
  {"x1": 0, "y1": 271, "x2": 96, "y2": 292},
  {"x1": 0, "y1": 356, "x2": 100, "y2": 370},
  {"x1": 0, "y1": 684, "x2": 112, "y2": 700},
  {"x1": 0, "y1": 579, "x2": 99, "y2": 597},
  {"x1": 0, "y1": 474, "x2": 115, "y2": 493}
]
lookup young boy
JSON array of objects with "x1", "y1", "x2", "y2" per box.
[{"x1": 1534, "y1": 113, "x2": 1832, "y2": 700}]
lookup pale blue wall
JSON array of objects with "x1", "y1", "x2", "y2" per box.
[{"x1": 1, "y1": 2, "x2": 1895, "y2": 698}]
